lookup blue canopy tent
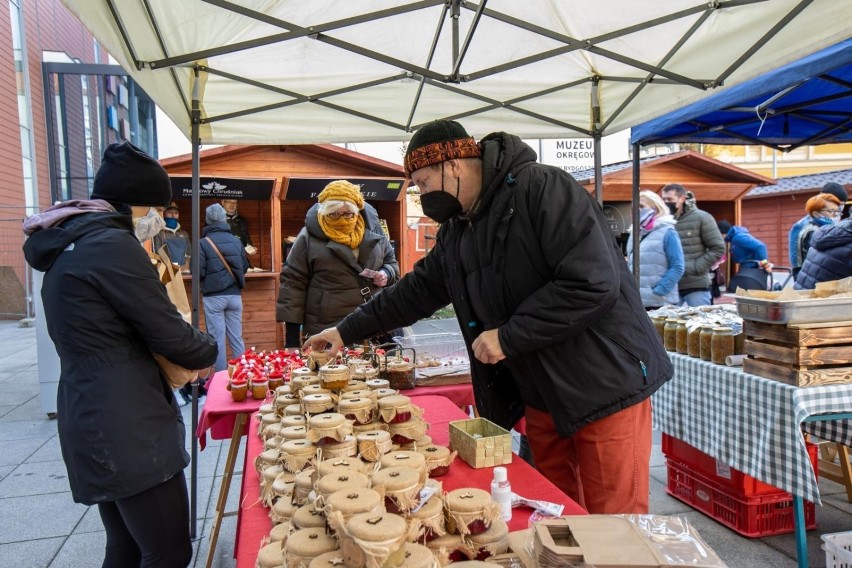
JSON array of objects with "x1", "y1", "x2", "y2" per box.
[{"x1": 631, "y1": 38, "x2": 852, "y2": 149}]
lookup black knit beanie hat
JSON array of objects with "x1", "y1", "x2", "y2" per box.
[
  {"x1": 821, "y1": 182, "x2": 848, "y2": 203},
  {"x1": 403, "y1": 119, "x2": 481, "y2": 176},
  {"x1": 91, "y1": 142, "x2": 173, "y2": 207}
]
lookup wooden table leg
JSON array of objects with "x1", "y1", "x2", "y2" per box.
[
  {"x1": 817, "y1": 441, "x2": 852, "y2": 503},
  {"x1": 205, "y1": 413, "x2": 248, "y2": 568}
]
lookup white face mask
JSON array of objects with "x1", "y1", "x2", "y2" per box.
[{"x1": 133, "y1": 207, "x2": 166, "y2": 242}]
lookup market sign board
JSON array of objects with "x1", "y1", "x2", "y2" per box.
[
  {"x1": 285, "y1": 178, "x2": 404, "y2": 201},
  {"x1": 170, "y1": 176, "x2": 275, "y2": 200}
]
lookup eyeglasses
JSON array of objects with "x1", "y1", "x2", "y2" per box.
[
  {"x1": 327, "y1": 212, "x2": 356, "y2": 220},
  {"x1": 819, "y1": 208, "x2": 841, "y2": 218}
]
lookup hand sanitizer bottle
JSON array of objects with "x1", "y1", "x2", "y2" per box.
[{"x1": 491, "y1": 466, "x2": 512, "y2": 521}]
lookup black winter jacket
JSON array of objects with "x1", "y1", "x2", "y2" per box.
[
  {"x1": 198, "y1": 223, "x2": 248, "y2": 296},
  {"x1": 23, "y1": 211, "x2": 218, "y2": 504},
  {"x1": 795, "y1": 219, "x2": 852, "y2": 289},
  {"x1": 276, "y1": 203, "x2": 399, "y2": 336},
  {"x1": 338, "y1": 134, "x2": 672, "y2": 436}
]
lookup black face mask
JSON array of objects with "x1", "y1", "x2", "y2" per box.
[
  {"x1": 666, "y1": 202, "x2": 678, "y2": 216},
  {"x1": 421, "y1": 190, "x2": 463, "y2": 223}
]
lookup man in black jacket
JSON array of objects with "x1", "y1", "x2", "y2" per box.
[{"x1": 305, "y1": 120, "x2": 672, "y2": 514}]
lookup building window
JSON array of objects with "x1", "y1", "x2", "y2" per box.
[{"x1": 9, "y1": 0, "x2": 38, "y2": 209}]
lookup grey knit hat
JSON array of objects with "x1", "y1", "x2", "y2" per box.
[{"x1": 206, "y1": 203, "x2": 227, "y2": 224}]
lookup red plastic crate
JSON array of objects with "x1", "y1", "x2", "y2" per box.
[
  {"x1": 666, "y1": 459, "x2": 816, "y2": 537},
  {"x1": 662, "y1": 434, "x2": 818, "y2": 496}
]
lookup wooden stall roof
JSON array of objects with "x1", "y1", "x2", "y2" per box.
[{"x1": 573, "y1": 150, "x2": 775, "y2": 202}]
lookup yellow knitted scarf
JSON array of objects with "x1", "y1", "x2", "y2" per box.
[{"x1": 319, "y1": 214, "x2": 365, "y2": 249}]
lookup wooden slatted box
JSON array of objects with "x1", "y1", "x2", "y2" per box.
[{"x1": 743, "y1": 320, "x2": 852, "y2": 387}]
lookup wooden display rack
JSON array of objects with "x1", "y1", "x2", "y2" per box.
[{"x1": 743, "y1": 320, "x2": 852, "y2": 387}]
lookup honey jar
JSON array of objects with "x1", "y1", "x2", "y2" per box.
[
  {"x1": 663, "y1": 318, "x2": 679, "y2": 351},
  {"x1": 686, "y1": 324, "x2": 702, "y2": 358},
  {"x1": 711, "y1": 327, "x2": 734, "y2": 365},
  {"x1": 319, "y1": 363, "x2": 351, "y2": 390},
  {"x1": 675, "y1": 320, "x2": 688, "y2": 355}
]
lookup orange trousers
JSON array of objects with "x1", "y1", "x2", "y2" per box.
[{"x1": 524, "y1": 398, "x2": 651, "y2": 514}]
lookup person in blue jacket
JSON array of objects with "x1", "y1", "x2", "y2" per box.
[
  {"x1": 788, "y1": 182, "x2": 847, "y2": 271},
  {"x1": 717, "y1": 220, "x2": 771, "y2": 271}
]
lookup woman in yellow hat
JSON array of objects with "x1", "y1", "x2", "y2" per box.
[{"x1": 276, "y1": 180, "x2": 400, "y2": 347}]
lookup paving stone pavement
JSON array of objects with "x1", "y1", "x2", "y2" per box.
[{"x1": 0, "y1": 318, "x2": 850, "y2": 567}]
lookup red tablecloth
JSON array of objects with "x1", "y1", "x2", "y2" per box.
[
  {"x1": 234, "y1": 394, "x2": 585, "y2": 567},
  {"x1": 196, "y1": 371, "x2": 265, "y2": 450},
  {"x1": 196, "y1": 372, "x2": 475, "y2": 450}
]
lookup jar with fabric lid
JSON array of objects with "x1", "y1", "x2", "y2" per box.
[
  {"x1": 371, "y1": 466, "x2": 424, "y2": 514},
  {"x1": 651, "y1": 316, "x2": 666, "y2": 342},
  {"x1": 378, "y1": 395, "x2": 423, "y2": 425},
  {"x1": 302, "y1": 384, "x2": 332, "y2": 398},
  {"x1": 466, "y1": 518, "x2": 509, "y2": 561},
  {"x1": 281, "y1": 414, "x2": 307, "y2": 429},
  {"x1": 388, "y1": 417, "x2": 428, "y2": 446},
  {"x1": 352, "y1": 365, "x2": 379, "y2": 382},
  {"x1": 373, "y1": 388, "x2": 399, "y2": 400},
  {"x1": 339, "y1": 512, "x2": 408, "y2": 568},
  {"x1": 270, "y1": 475, "x2": 296, "y2": 511},
  {"x1": 260, "y1": 413, "x2": 280, "y2": 434},
  {"x1": 347, "y1": 357, "x2": 372, "y2": 373},
  {"x1": 285, "y1": 403, "x2": 304, "y2": 417},
  {"x1": 340, "y1": 381, "x2": 365, "y2": 392},
  {"x1": 357, "y1": 430, "x2": 393, "y2": 462},
  {"x1": 445, "y1": 488, "x2": 500, "y2": 536},
  {"x1": 291, "y1": 375, "x2": 317, "y2": 394},
  {"x1": 699, "y1": 325, "x2": 715, "y2": 361},
  {"x1": 292, "y1": 501, "x2": 328, "y2": 531},
  {"x1": 254, "y1": 448, "x2": 280, "y2": 477},
  {"x1": 366, "y1": 378, "x2": 390, "y2": 390},
  {"x1": 262, "y1": 421, "x2": 283, "y2": 442},
  {"x1": 341, "y1": 389, "x2": 378, "y2": 403},
  {"x1": 319, "y1": 363, "x2": 351, "y2": 390},
  {"x1": 307, "y1": 413, "x2": 354, "y2": 445},
  {"x1": 285, "y1": 528, "x2": 339, "y2": 568},
  {"x1": 275, "y1": 384, "x2": 292, "y2": 398},
  {"x1": 711, "y1": 327, "x2": 734, "y2": 365},
  {"x1": 274, "y1": 392, "x2": 299, "y2": 414},
  {"x1": 292, "y1": 468, "x2": 317, "y2": 507},
  {"x1": 302, "y1": 393, "x2": 335, "y2": 416},
  {"x1": 292, "y1": 366, "x2": 318, "y2": 380},
  {"x1": 338, "y1": 397, "x2": 376, "y2": 425},
  {"x1": 259, "y1": 402, "x2": 276, "y2": 416},
  {"x1": 281, "y1": 425, "x2": 309, "y2": 441},
  {"x1": 663, "y1": 318, "x2": 679, "y2": 351},
  {"x1": 399, "y1": 543, "x2": 440, "y2": 568},
  {"x1": 381, "y1": 451, "x2": 428, "y2": 483},
  {"x1": 264, "y1": 436, "x2": 282, "y2": 452},
  {"x1": 309, "y1": 551, "x2": 349, "y2": 568},
  {"x1": 324, "y1": 488, "x2": 384, "y2": 535},
  {"x1": 270, "y1": 495, "x2": 295, "y2": 524},
  {"x1": 407, "y1": 493, "x2": 446, "y2": 543},
  {"x1": 319, "y1": 436, "x2": 358, "y2": 460},
  {"x1": 675, "y1": 320, "x2": 688, "y2": 355},
  {"x1": 256, "y1": 541, "x2": 285, "y2": 568},
  {"x1": 307, "y1": 350, "x2": 331, "y2": 371},
  {"x1": 352, "y1": 421, "x2": 389, "y2": 435},
  {"x1": 269, "y1": 520, "x2": 291, "y2": 542},
  {"x1": 399, "y1": 434, "x2": 432, "y2": 451},
  {"x1": 316, "y1": 470, "x2": 371, "y2": 501},
  {"x1": 280, "y1": 439, "x2": 317, "y2": 474},
  {"x1": 261, "y1": 464, "x2": 285, "y2": 505},
  {"x1": 425, "y1": 534, "x2": 471, "y2": 564},
  {"x1": 316, "y1": 457, "x2": 367, "y2": 479},
  {"x1": 384, "y1": 357, "x2": 416, "y2": 391},
  {"x1": 417, "y1": 445, "x2": 457, "y2": 477}
]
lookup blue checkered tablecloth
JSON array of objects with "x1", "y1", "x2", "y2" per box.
[{"x1": 652, "y1": 353, "x2": 852, "y2": 504}]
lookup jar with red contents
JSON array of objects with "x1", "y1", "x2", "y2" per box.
[
  {"x1": 302, "y1": 393, "x2": 334, "y2": 416},
  {"x1": 366, "y1": 378, "x2": 390, "y2": 390},
  {"x1": 323, "y1": 488, "x2": 384, "y2": 536},
  {"x1": 307, "y1": 413, "x2": 353, "y2": 446},
  {"x1": 417, "y1": 445, "x2": 457, "y2": 477},
  {"x1": 408, "y1": 493, "x2": 446, "y2": 543},
  {"x1": 380, "y1": 451, "x2": 428, "y2": 483},
  {"x1": 445, "y1": 488, "x2": 499, "y2": 536},
  {"x1": 466, "y1": 518, "x2": 509, "y2": 560},
  {"x1": 338, "y1": 397, "x2": 375, "y2": 425},
  {"x1": 316, "y1": 470, "x2": 370, "y2": 502},
  {"x1": 388, "y1": 417, "x2": 428, "y2": 446},
  {"x1": 378, "y1": 395, "x2": 421, "y2": 425},
  {"x1": 425, "y1": 534, "x2": 470, "y2": 564},
  {"x1": 356, "y1": 430, "x2": 392, "y2": 462},
  {"x1": 371, "y1": 466, "x2": 423, "y2": 514},
  {"x1": 320, "y1": 436, "x2": 357, "y2": 459}
]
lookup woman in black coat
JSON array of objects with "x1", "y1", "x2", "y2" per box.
[{"x1": 23, "y1": 142, "x2": 218, "y2": 568}]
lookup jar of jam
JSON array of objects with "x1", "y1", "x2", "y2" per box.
[
  {"x1": 384, "y1": 357, "x2": 416, "y2": 391},
  {"x1": 270, "y1": 493, "x2": 296, "y2": 524},
  {"x1": 292, "y1": 502, "x2": 330, "y2": 531},
  {"x1": 279, "y1": 439, "x2": 317, "y2": 474},
  {"x1": 687, "y1": 324, "x2": 702, "y2": 358},
  {"x1": 302, "y1": 393, "x2": 335, "y2": 416},
  {"x1": 285, "y1": 528, "x2": 339, "y2": 568},
  {"x1": 291, "y1": 468, "x2": 317, "y2": 506},
  {"x1": 316, "y1": 470, "x2": 370, "y2": 502},
  {"x1": 399, "y1": 543, "x2": 441, "y2": 568},
  {"x1": 323, "y1": 488, "x2": 383, "y2": 536},
  {"x1": 445, "y1": 488, "x2": 498, "y2": 536},
  {"x1": 378, "y1": 395, "x2": 421, "y2": 424},
  {"x1": 356, "y1": 430, "x2": 392, "y2": 462},
  {"x1": 388, "y1": 417, "x2": 428, "y2": 446},
  {"x1": 301, "y1": 384, "x2": 332, "y2": 398},
  {"x1": 307, "y1": 413, "x2": 354, "y2": 445},
  {"x1": 320, "y1": 435, "x2": 358, "y2": 459},
  {"x1": 417, "y1": 445, "x2": 457, "y2": 477},
  {"x1": 711, "y1": 327, "x2": 734, "y2": 365},
  {"x1": 663, "y1": 318, "x2": 679, "y2": 351},
  {"x1": 380, "y1": 451, "x2": 428, "y2": 484},
  {"x1": 341, "y1": 389, "x2": 377, "y2": 403},
  {"x1": 340, "y1": 512, "x2": 407, "y2": 568},
  {"x1": 425, "y1": 534, "x2": 469, "y2": 564},
  {"x1": 408, "y1": 494, "x2": 446, "y2": 542},
  {"x1": 371, "y1": 466, "x2": 423, "y2": 514},
  {"x1": 281, "y1": 414, "x2": 307, "y2": 429},
  {"x1": 399, "y1": 434, "x2": 433, "y2": 451},
  {"x1": 256, "y1": 541, "x2": 285, "y2": 568},
  {"x1": 373, "y1": 388, "x2": 399, "y2": 400},
  {"x1": 319, "y1": 363, "x2": 351, "y2": 391},
  {"x1": 366, "y1": 378, "x2": 390, "y2": 390},
  {"x1": 467, "y1": 518, "x2": 510, "y2": 561},
  {"x1": 675, "y1": 320, "x2": 689, "y2": 355},
  {"x1": 699, "y1": 324, "x2": 715, "y2": 361},
  {"x1": 280, "y1": 425, "x2": 309, "y2": 441},
  {"x1": 316, "y1": 457, "x2": 366, "y2": 479},
  {"x1": 651, "y1": 316, "x2": 666, "y2": 342},
  {"x1": 338, "y1": 397, "x2": 375, "y2": 425}
]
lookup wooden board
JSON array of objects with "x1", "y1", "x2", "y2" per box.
[
  {"x1": 744, "y1": 357, "x2": 852, "y2": 387},
  {"x1": 745, "y1": 339, "x2": 852, "y2": 366},
  {"x1": 745, "y1": 320, "x2": 852, "y2": 347}
]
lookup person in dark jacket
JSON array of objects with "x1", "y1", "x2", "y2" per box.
[
  {"x1": 153, "y1": 202, "x2": 191, "y2": 269},
  {"x1": 304, "y1": 120, "x2": 673, "y2": 514},
  {"x1": 198, "y1": 203, "x2": 249, "y2": 371},
  {"x1": 222, "y1": 198, "x2": 256, "y2": 260},
  {"x1": 276, "y1": 180, "x2": 399, "y2": 347},
  {"x1": 661, "y1": 184, "x2": 725, "y2": 306},
  {"x1": 22, "y1": 141, "x2": 218, "y2": 568},
  {"x1": 795, "y1": 217, "x2": 852, "y2": 289}
]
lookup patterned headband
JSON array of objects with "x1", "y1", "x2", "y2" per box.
[{"x1": 404, "y1": 137, "x2": 482, "y2": 176}]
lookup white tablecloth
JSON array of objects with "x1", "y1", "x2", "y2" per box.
[{"x1": 652, "y1": 353, "x2": 852, "y2": 504}]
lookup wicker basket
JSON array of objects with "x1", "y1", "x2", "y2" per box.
[{"x1": 449, "y1": 417, "x2": 512, "y2": 468}]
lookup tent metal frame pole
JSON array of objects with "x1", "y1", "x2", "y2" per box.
[
  {"x1": 593, "y1": 135, "x2": 602, "y2": 206},
  {"x1": 631, "y1": 143, "x2": 641, "y2": 285},
  {"x1": 450, "y1": 0, "x2": 488, "y2": 80},
  {"x1": 406, "y1": 4, "x2": 450, "y2": 130},
  {"x1": 189, "y1": 66, "x2": 202, "y2": 540}
]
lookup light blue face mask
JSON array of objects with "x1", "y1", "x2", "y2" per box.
[
  {"x1": 814, "y1": 216, "x2": 835, "y2": 227},
  {"x1": 133, "y1": 207, "x2": 166, "y2": 242}
]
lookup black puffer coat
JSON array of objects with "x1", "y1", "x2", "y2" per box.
[
  {"x1": 338, "y1": 134, "x2": 672, "y2": 436},
  {"x1": 276, "y1": 203, "x2": 399, "y2": 335},
  {"x1": 23, "y1": 211, "x2": 218, "y2": 504},
  {"x1": 795, "y1": 219, "x2": 852, "y2": 289}
]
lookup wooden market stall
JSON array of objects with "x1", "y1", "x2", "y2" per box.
[{"x1": 161, "y1": 145, "x2": 409, "y2": 351}]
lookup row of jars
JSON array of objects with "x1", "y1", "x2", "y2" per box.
[{"x1": 653, "y1": 317, "x2": 745, "y2": 365}]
